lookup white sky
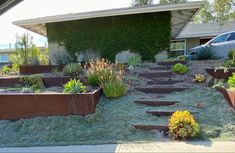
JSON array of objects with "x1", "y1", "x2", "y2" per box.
[{"x1": 1, "y1": 0, "x2": 199, "y2": 47}]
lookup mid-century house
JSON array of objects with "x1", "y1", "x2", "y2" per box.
[
  {"x1": 0, "y1": 0, "x2": 23, "y2": 15},
  {"x1": 13, "y1": 1, "x2": 204, "y2": 62},
  {"x1": 171, "y1": 21, "x2": 235, "y2": 55},
  {"x1": 0, "y1": 47, "x2": 13, "y2": 67}
]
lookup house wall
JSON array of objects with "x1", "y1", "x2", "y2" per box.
[
  {"x1": 185, "y1": 38, "x2": 200, "y2": 53},
  {"x1": 46, "y1": 11, "x2": 172, "y2": 63}
]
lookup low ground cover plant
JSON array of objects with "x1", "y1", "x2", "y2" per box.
[
  {"x1": 193, "y1": 74, "x2": 206, "y2": 83},
  {"x1": 223, "y1": 49, "x2": 235, "y2": 68},
  {"x1": 63, "y1": 63, "x2": 83, "y2": 76},
  {"x1": 168, "y1": 110, "x2": 200, "y2": 140},
  {"x1": 63, "y1": 79, "x2": 86, "y2": 94},
  {"x1": 172, "y1": 63, "x2": 188, "y2": 74}
]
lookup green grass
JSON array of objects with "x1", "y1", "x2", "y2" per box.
[{"x1": 0, "y1": 88, "x2": 234, "y2": 147}]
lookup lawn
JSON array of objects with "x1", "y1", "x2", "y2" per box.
[{"x1": 0, "y1": 88, "x2": 234, "y2": 147}]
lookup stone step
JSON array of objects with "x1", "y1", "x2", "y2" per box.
[
  {"x1": 133, "y1": 125, "x2": 169, "y2": 132},
  {"x1": 149, "y1": 66, "x2": 171, "y2": 71},
  {"x1": 134, "y1": 100, "x2": 179, "y2": 106},
  {"x1": 135, "y1": 86, "x2": 188, "y2": 94},
  {"x1": 138, "y1": 72, "x2": 173, "y2": 79},
  {"x1": 146, "y1": 111, "x2": 174, "y2": 116},
  {"x1": 147, "y1": 80, "x2": 183, "y2": 85},
  {"x1": 157, "y1": 61, "x2": 187, "y2": 66}
]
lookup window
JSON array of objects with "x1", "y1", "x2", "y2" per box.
[
  {"x1": 170, "y1": 40, "x2": 186, "y2": 51},
  {"x1": 227, "y1": 32, "x2": 235, "y2": 41},
  {"x1": 211, "y1": 33, "x2": 229, "y2": 44},
  {"x1": 0, "y1": 54, "x2": 9, "y2": 63}
]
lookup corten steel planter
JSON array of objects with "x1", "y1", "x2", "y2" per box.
[
  {"x1": 157, "y1": 61, "x2": 187, "y2": 66},
  {"x1": 216, "y1": 87, "x2": 235, "y2": 109},
  {"x1": 205, "y1": 68, "x2": 235, "y2": 79},
  {"x1": 0, "y1": 76, "x2": 86, "y2": 88},
  {"x1": 0, "y1": 88, "x2": 102, "y2": 120},
  {"x1": 19, "y1": 65, "x2": 64, "y2": 75}
]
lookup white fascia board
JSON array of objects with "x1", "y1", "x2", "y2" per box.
[{"x1": 13, "y1": 1, "x2": 205, "y2": 26}]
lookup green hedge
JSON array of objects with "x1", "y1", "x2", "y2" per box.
[{"x1": 46, "y1": 12, "x2": 171, "y2": 61}]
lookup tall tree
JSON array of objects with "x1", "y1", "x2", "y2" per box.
[
  {"x1": 213, "y1": 0, "x2": 235, "y2": 22},
  {"x1": 194, "y1": 0, "x2": 215, "y2": 23},
  {"x1": 160, "y1": 0, "x2": 188, "y2": 4},
  {"x1": 194, "y1": 0, "x2": 235, "y2": 23},
  {"x1": 131, "y1": 0, "x2": 153, "y2": 6}
]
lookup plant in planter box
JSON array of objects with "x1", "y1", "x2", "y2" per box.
[
  {"x1": 63, "y1": 79, "x2": 86, "y2": 94},
  {"x1": 168, "y1": 110, "x2": 200, "y2": 140},
  {"x1": 172, "y1": 63, "x2": 188, "y2": 74},
  {"x1": 0, "y1": 65, "x2": 11, "y2": 75},
  {"x1": 63, "y1": 63, "x2": 83, "y2": 76},
  {"x1": 228, "y1": 73, "x2": 235, "y2": 88},
  {"x1": 19, "y1": 74, "x2": 44, "y2": 90}
]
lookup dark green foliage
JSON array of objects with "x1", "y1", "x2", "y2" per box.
[
  {"x1": 46, "y1": 12, "x2": 171, "y2": 61},
  {"x1": 19, "y1": 74, "x2": 44, "y2": 90},
  {"x1": 228, "y1": 49, "x2": 235, "y2": 60},
  {"x1": 223, "y1": 60, "x2": 235, "y2": 68},
  {"x1": 87, "y1": 73, "x2": 99, "y2": 86},
  {"x1": 63, "y1": 79, "x2": 86, "y2": 94},
  {"x1": 194, "y1": 47, "x2": 219, "y2": 60}
]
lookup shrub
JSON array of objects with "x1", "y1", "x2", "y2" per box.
[
  {"x1": 194, "y1": 47, "x2": 219, "y2": 60},
  {"x1": 228, "y1": 73, "x2": 235, "y2": 88},
  {"x1": 0, "y1": 65, "x2": 11, "y2": 75},
  {"x1": 63, "y1": 79, "x2": 86, "y2": 94},
  {"x1": 19, "y1": 74, "x2": 44, "y2": 90},
  {"x1": 63, "y1": 63, "x2": 83, "y2": 76},
  {"x1": 102, "y1": 81, "x2": 126, "y2": 98},
  {"x1": 172, "y1": 63, "x2": 188, "y2": 74},
  {"x1": 168, "y1": 110, "x2": 200, "y2": 140},
  {"x1": 75, "y1": 49, "x2": 101, "y2": 63},
  {"x1": 128, "y1": 55, "x2": 142, "y2": 66},
  {"x1": 223, "y1": 60, "x2": 235, "y2": 68},
  {"x1": 178, "y1": 55, "x2": 187, "y2": 61},
  {"x1": 228, "y1": 49, "x2": 235, "y2": 60},
  {"x1": 193, "y1": 74, "x2": 206, "y2": 83},
  {"x1": 86, "y1": 59, "x2": 115, "y2": 86}
]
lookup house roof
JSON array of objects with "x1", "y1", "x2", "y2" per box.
[
  {"x1": 178, "y1": 21, "x2": 235, "y2": 39},
  {"x1": 0, "y1": 0, "x2": 23, "y2": 15},
  {"x1": 13, "y1": 1, "x2": 205, "y2": 39}
]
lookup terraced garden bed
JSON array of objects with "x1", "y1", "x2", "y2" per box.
[{"x1": 0, "y1": 87, "x2": 102, "y2": 120}]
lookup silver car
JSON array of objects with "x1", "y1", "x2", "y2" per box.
[{"x1": 190, "y1": 31, "x2": 235, "y2": 59}]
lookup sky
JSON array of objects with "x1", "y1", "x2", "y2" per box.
[{"x1": 0, "y1": 0, "x2": 198, "y2": 48}]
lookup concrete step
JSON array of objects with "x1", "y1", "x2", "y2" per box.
[
  {"x1": 138, "y1": 72, "x2": 173, "y2": 79},
  {"x1": 157, "y1": 61, "x2": 187, "y2": 66},
  {"x1": 149, "y1": 66, "x2": 171, "y2": 71},
  {"x1": 147, "y1": 80, "x2": 183, "y2": 85},
  {"x1": 146, "y1": 111, "x2": 174, "y2": 117},
  {"x1": 133, "y1": 125, "x2": 168, "y2": 132},
  {"x1": 135, "y1": 86, "x2": 188, "y2": 94},
  {"x1": 134, "y1": 100, "x2": 179, "y2": 106}
]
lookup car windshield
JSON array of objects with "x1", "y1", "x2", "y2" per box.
[
  {"x1": 227, "y1": 32, "x2": 235, "y2": 41},
  {"x1": 210, "y1": 33, "x2": 229, "y2": 44}
]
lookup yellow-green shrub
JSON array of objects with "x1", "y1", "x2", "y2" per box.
[
  {"x1": 193, "y1": 74, "x2": 206, "y2": 83},
  {"x1": 168, "y1": 110, "x2": 200, "y2": 140}
]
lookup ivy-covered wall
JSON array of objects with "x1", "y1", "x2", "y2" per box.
[{"x1": 46, "y1": 11, "x2": 171, "y2": 61}]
